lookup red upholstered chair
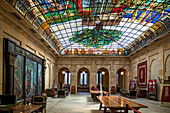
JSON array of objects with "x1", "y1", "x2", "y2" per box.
[
  {"x1": 71, "y1": 86, "x2": 76, "y2": 94},
  {"x1": 91, "y1": 86, "x2": 99, "y2": 91},
  {"x1": 111, "y1": 86, "x2": 116, "y2": 94},
  {"x1": 91, "y1": 86, "x2": 95, "y2": 90}
]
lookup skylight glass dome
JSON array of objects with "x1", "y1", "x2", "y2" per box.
[{"x1": 6, "y1": 0, "x2": 170, "y2": 56}]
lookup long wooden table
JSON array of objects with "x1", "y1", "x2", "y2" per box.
[
  {"x1": 97, "y1": 96, "x2": 148, "y2": 113},
  {"x1": 12, "y1": 105, "x2": 42, "y2": 113},
  {"x1": 91, "y1": 91, "x2": 109, "y2": 101}
]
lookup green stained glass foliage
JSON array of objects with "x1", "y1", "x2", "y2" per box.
[{"x1": 70, "y1": 29, "x2": 123, "y2": 48}]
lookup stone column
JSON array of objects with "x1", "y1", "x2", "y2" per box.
[
  {"x1": 70, "y1": 64, "x2": 77, "y2": 94},
  {"x1": 110, "y1": 64, "x2": 115, "y2": 91},
  {"x1": 90, "y1": 64, "x2": 96, "y2": 91},
  {"x1": 158, "y1": 47, "x2": 164, "y2": 101},
  {"x1": 0, "y1": 17, "x2": 3, "y2": 94}
]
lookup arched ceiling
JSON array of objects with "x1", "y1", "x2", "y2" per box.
[{"x1": 6, "y1": 0, "x2": 170, "y2": 56}]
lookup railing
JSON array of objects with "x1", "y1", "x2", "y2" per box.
[
  {"x1": 127, "y1": 28, "x2": 170, "y2": 55},
  {"x1": 126, "y1": 104, "x2": 141, "y2": 113}
]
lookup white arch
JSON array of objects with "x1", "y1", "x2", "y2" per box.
[
  {"x1": 165, "y1": 54, "x2": 170, "y2": 77},
  {"x1": 150, "y1": 59, "x2": 159, "y2": 80},
  {"x1": 45, "y1": 63, "x2": 50, "y2": 89}
]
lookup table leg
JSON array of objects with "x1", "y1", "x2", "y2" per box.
[
  {"x1": 110, "y1": 109, "x2": 115, "y2": 113},
  {"x1": 99, "y1": 102, "x2": 102, "y2": 110},
  {"x1": 104, "y1": 107, "x2": 107, "y2": 113},
  {"x1": 93, "y1": 94, "x2": 97, "y2": 101}
]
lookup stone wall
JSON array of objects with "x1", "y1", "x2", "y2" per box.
[
  {"x1": 0, "y1": 2, "x2": 57, "y2": 94},
  {"x1": 130, "y1": 32, "x2": 170, "y2": 100},
  {"x1": 56, "y1": 57, "x2": 131, "y2": 93}
]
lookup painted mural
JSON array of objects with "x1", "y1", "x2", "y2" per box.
[
  {"x1": 38, "y1": 63, "x2": 42, "y2": 95},
  {"x1": 6, "y1": 0, "x2": 170, "y2": 55},
  {"x1": 14, "y1": 55, "x2": 24, "y2": 100},
  {"x1": 25, "y1": 58, "x2": 37, "y2": 98}
]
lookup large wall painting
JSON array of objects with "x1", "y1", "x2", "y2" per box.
[
  {"x1": 4, "y1": 39, "x2": 44, "y2": 102},
  {"x1": 14, "y1": 55, "x2": 24, "y2": 100},
  {"x1": 38, "y1": 63, "x2": 42, "y2": 95},
  {"x1": 137, "y1": 61, "x2": 147, "y2": 87},
  {"x1": 25, "y1": 58, "x2": 38, "y2": 98}
]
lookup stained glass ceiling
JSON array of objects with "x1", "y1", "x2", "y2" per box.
[{"x1": 6, "y1": 0, "x2": 170, "y2": 56}]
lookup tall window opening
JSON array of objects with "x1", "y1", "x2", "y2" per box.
[
  {"x1": 80, "y1": 71, "x2": 88, "y2": 86},
  {"x1": 64, "y1": 71, "x2": 71, "y2": 85},
  {"x1": 96, "y1": 72, "x2": 103, "y2": 85}
]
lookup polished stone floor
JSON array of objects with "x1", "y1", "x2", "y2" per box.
[{"x1": 47, "y1": 92, "x2": 170, "y2": 113}]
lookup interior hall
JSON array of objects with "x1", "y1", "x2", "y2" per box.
[{"x1": 0, "y1": 0, "x2": 170, "y2": 113}]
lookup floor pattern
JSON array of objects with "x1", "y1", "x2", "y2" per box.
[{"x1": 47, "y1": 92, "x2": 170, "y2": 113}]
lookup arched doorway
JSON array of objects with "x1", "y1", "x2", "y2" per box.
[
  {"x1": 58, "y1": 67, "x2": 70, "y2": 89},
  {"x1": 97, "y1": 68, "x2": 109, "y2": 92},
  {"x1": 77, "y1": 68, "x2": 90, "y2": 92},
  {"x1": 116, "y1": 68, "x2": 128, "y2": 93}
]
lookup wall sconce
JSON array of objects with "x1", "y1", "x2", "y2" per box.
[
  {"x1": 101, "y1": 71, "x2": 105, "y2": 75},
  {"x1": 82, "y1": 71, "x2": 85, "y2": 74},
  {"x1": 120, "y1": 71, "x2": 124, "y2": 75},
  {"x1": 62, "y1": 71, "x2": 66, "y2": 74}
]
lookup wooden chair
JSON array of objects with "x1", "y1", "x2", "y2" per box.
[
  {"x1": 91, "y1": 86, "x2": 99, "y2": 91},
  {"x1": 45, "y1": 89, "x2": 54, "y2": 97},
  {"x1": 0, "y1": 95, "x2": 17, "y2": 113},
  {"x1": 0, "y1": 95, "x2": 17, "y2": 105},
  {"x1": 31, "y1": 96, "x2": 47, "y2": 113},
  {"x1": 58, "y1": 89, "x2": 66, "y2": 98}
]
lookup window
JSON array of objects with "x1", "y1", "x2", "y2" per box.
[
  {"x1": 96, "y1": 72, "x2": 103, "y2": 85},
  {"x1": 80, "y1": 71, "x2": 88, "y2": 86},
  {"x1": 64, "y1": 71, "x2": 70, "y2": 85}
]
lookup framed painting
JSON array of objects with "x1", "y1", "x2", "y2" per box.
[
  {"x1": 25, "y1": 58, "x2": 37, "y2": 99},
  {"x1": 14, "y1": 55, "x2": 24, "y2": 101},
  {"x1": 38, "y1": 63, "x2": 42, "y2": 95},
  {"x1": 137, "y1": 61, "x2": 147, "y2": 87}
]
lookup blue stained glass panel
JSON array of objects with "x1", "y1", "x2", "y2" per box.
[
  {"x1": 65, "y1": 73, "x2": 67, "y2": 84},
  {"x1": 96, "y1": 73, "x2": 98, "y2": 85},
  {"x1": 69, "y1": 73, "x2": 71, "y2": 84},
  {"x1": 80, "y1": 73, "x2": 83, "y2": 85},
  {"x1": 84, "y1": 73, "x2": 87, "y2": 85}
]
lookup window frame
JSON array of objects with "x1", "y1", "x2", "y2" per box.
[
  {"x1": 80, "y1": 71, "x2": 88, "y2": 86},
  {"x1": 96, "y1": 72, "x2": 103, "y2": 86},
  {"x1": 64, "y1": 71, "x2": 70, "y2": 86}
]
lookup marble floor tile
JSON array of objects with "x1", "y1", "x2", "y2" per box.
[{"x1": 46, "y1": 92, "x2": 170, "y2": 113}]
